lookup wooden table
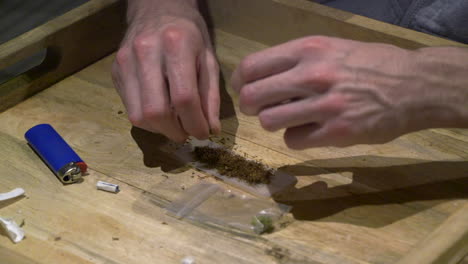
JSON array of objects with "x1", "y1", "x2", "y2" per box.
[{"x1": 1, "y1": 0, "x2": 467, "y2": 263}]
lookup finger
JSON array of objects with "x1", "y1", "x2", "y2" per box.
[
  {"x1": 231, "y1": 43, "x2": 299, "y2": 93},
  {"x1": 165, "y1": 44, "x2": 210, "y2": 140},
  {"x1": 283, "y1": 123, "x2": 326, "y2": 149},
  {"x1": 239, "y1": 70, "x2": 309, "y2": 116},
  {"x1": 198, "y1": 50, "x2": 221, "y2": 134},
  {"x1": 258, "y1": 94, "x2": 344, "y2": 131},
  {"x1": 134, "y1": 43, "x2": 188, "y2": 142},
  {"x1": 113, "y1": 47, "x2": 144, "y2": 127},
  {"x1": 284, "y1": 120, "x2": 352, "y2": 149}
]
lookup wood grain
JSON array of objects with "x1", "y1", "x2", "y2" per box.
[
  {"x1": 396, "y1": 204, "x2": 468, "y2": 264},
  {"x1": 0, "y1": 132, "x2": 280, "y2": 264},
  {"x1": 0, "y1": 30, "x2": 466, "y2": 263}
]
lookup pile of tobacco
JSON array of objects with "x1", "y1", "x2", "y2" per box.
[{"x1": 193, "y1": 146, "x2": 273, "y2": 185}]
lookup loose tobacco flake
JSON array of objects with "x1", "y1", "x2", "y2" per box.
[{"x1": 193, "y1": 146, "x2": 273, "y2": 185}]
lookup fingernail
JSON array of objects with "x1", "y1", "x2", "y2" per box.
[{"x1": 211, "y1": 121, "x2": 221, "y2": 135}]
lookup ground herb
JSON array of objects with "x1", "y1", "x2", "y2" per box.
[
  {"x1": 252, "y1": 215, "x2": 275, "y2": 234},
  {"x1": 193, "y1": 146, "x2": 273, "y2": 185}
]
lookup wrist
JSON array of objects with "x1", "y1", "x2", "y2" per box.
[
  {"x1": 408, "y1": 47, "x2": 468, "y2": 130},
  {"x1": 127, "y1": 0, "x2": 199, "y2": 23}
]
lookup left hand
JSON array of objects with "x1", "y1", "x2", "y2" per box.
[
  {"x1": 231, "y1": 36, "x2": 452, "y2": 149},
  {"x1": 111, "y1": 0, "x2": 220, "y2": 143}
]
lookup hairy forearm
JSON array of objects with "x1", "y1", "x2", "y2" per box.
[
  {"x1": 127, "y1": 0, "x2": 198, "y2": 23},
  {"x1": 408, "y1": 46, "x2": 468, "y2": 130}
]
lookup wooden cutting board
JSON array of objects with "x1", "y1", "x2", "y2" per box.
[
  {"x1": 0, "y1": 1, "x2": 467, "y2": 263},
  {"x1": 0, "y1": 30, "x2": 467, "y2": 263}
]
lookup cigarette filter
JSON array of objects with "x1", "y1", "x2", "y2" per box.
[{"x1": 96, "y1": 181, "x2": 120, "y2": 193}]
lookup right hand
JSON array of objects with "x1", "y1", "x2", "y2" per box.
[
  {"x1": 231, "y1": 36, "x2": 468, "y2": 149},
  {"x1": 112, "y1": 0, "x2": 221, "y2": 142}
]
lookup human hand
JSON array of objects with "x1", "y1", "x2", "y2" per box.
[
  {"x1": 112, "y1": 0, "x2": 220, "y2": 142},
  {"x1": 232, "y1": 36, "x2": 468, "y2": 149}
]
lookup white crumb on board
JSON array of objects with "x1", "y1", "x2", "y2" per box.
[
  {"x1": 0, "y1": 188, "x2": 26, "y2": 243},
  {"x1": 0, "y1": 188, "x2": 24, "y2": 201},
  {"x1": 181, "y1": 256, "x2": 196, "y2": 264},
  {"x1": 0, "y1": 218, "x2": 25, "y2": 243}
]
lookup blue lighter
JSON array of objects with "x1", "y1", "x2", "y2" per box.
[{"x1": 25, "y1": 124, "x2": 87, "y2": 184}]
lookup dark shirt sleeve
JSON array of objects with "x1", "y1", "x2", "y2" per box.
[
  {"x1": 316, "y1": 0, "x2": 409, "y2": 25},
  {"x1": 319, "y1": 0, "x2": 468, "y2": 44},
  {"x1": 404, "y1": 0, "x2": 468, "y2": 44}
]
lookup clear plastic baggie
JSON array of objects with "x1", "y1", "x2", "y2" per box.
[{"x1": 165, "y1": 181, "x2": 292, "y2": 235}]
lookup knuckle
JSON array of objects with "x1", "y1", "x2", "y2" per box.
[
  {"x1": 132, "y1": 35, "x2": 156, "y2": 58},
  {"x1": 161, "y1": 26, "x2": 189, "y2": 51},
  {"x1": 172, "y1": 91, "x2": 195, "y2": 109},
  {"x1": 239, "y1": 85, "x2": 255, "y2": 105},
  {"x1": 115, "y1": 46, "x2": 131, "y2": 66},
  {"x1": 300, "y1": 36, "x2": 331, "y2": 52},
  {"x1": 302, "y1": 64, "x2": 339, "y2": 89},
  {"x1": 259, "y1": 111, "x2": 277, "y2": 132},
  {"x1": 142, "y1": 105, "x2": 171, "y2": 122},
  {"x1": 320, "y1": 94, "x2": 346, "y2": 113},
  {"x1": 238, "y1": 56, "x2": 256, "y2": 81},
  {"x1": 239, "y1": 85, "x2": 258, "y2": 114},
  {"x1": 315, "y1": 65, "x2": 338, "y2": 84}
]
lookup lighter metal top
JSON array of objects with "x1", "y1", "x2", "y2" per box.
[{"x1": 57, "y1": 162, "x2": 82, "y2": 183}]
